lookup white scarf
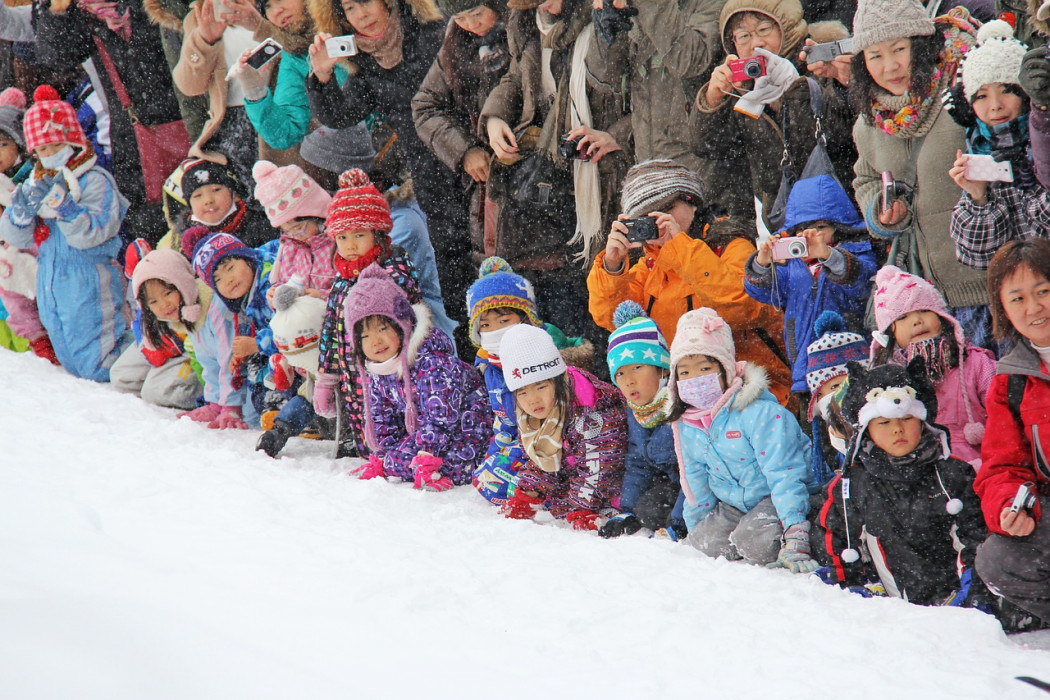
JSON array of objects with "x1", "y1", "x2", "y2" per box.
[
  {"x1": 567, "y1": 24, "x2": 602, "y2": 266},
  {"x1": 536, "y1": 12, "x2": 558, "y2": 102}
]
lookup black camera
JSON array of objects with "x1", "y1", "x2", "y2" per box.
[
  {"x1": 558, "y1": 134, "x2": 591, "y2": 161},
  {"x1": 623, "y1": 217, "x2": 659, "y2": 243}
]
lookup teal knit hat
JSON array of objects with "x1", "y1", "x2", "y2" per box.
[{"x1": 607, "y1": 301, "x2": 670, "y2": 377}]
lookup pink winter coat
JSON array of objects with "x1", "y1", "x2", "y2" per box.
[
  {"x1": 269, "y1": 234, "x2": 337, "y2": 297},
  {"x1": 935, "y1": 346, "x2": 995, "y2": 468}
]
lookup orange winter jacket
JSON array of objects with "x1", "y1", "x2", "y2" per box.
[{"x1": 587, "y1": 233, "x2": 792, "y2": 405}]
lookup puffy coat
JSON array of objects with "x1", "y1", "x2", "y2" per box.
[
  {"x1": 623, "y1": 412, "x2": 684, "y2": 529},
  {"x1": 268, "y1": 232, "x2": 337, "y2": 297},
  {"x1": 516, "y1": 367, "x2": 628, "y2": 518},
  {"x1": 365, "y1": 307, "x2": 493, "y2": 484},
  {"x1": 588, "y1": 233, "x2": 793, "y2": 404},
  {"x1": 934, "y1": 347, "x2": 995, "y2": 468},
  {"x1": 676, "y1": 363, "x2": 816, "y2": 531}
]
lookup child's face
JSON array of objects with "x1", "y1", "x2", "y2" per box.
[
  {"x1": 190, "y1": 184, "x2": 236, "y2": 224},
  {"x1": 334, "y1": 229, "x2": 377, "y2": 261},
  {"x1": 360, "y1": 316, "x2": 402, "y2": 362},
  {"x1": 279, "y1": 218, "x2": 321, "y2": 240},
  {"x1": 892, "y1": 310, "x2": 942, "y2": 347},
  {"x1": 796, "y1": 222, "x2": 834, "y2": 250},
  {"x1": 614, "y1": 363, "x2": 664, "y2": 405},
  {"x1": 816, "y1": 375, "x2": 846, "y2": 402},
  {"x1": 143, "y1": 279, "x2": 183, "y2": 322},
  {"x1": 212, "y1": 257, "x2": 255, "y2": 299},
  {"x1": 478, "y1": 308, "x2": 522, "y2": 333},
  {"x1": 0, "y1": 135, "x2": 19, "y2": 173},
  {"x1": 515, "y1": 379, "x2": 557, "y2": 419},
  {"x1": 676, "y1": 354, "x2": 725, "y2": 390},
  {"x1": 34, "y1": 142, "x2": 67, "y2": 159},
  {"x1": 972, "y1": 83, "x2": 1023, "y2": 127},
  {"x1": 867, "y1": 415, "x2": 922, "y2": 457}
]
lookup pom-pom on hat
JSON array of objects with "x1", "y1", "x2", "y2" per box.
[
  {"x1": 181, "y1": 158, "x2": 245, "y2": 201},
  {"x1": 0, "y1": 87, "x2": 27, "y2": 150},
  {"x1": 500, "y1": 323, "x2": 567, "y2": 392},
  {"x1": 851, "y1": 0, "x2": 935, "y2": 53},
  {"x1": 190, "y1": 232, "x2": 255, "y2": 291},
  {"x1": 23, "y1": 85, "x2": 88, "y2": 153},
  {"x1": 270, "y1": 284, "x2": 328, "y2": 373},
  {"x1": 619, "y1": 159, "x2": 705, "y2": 219},
  {"x1": 131, "y1": 249, "x2": 203, "y2": 326},
  {"x1": 961, "y1": 19, "x2": 1027, "y2": 102},
  {"x1": 252, "y1": 160, "x2": 333, "y2": 229},
  {"x1": 805, "y1": 311, "x2": 869, "y2": 418},
  {"x1": 465, "y1": 256, "x2": 540, "y2": 347},
  {"x1": 326, "y1": 168, "x2": 393, "y2": 239},
  {"x1": 607, "y1": 300, "x2": 670, "y2": 377},
  {"x1": 870, "y1": 265, "x2": 965, "y2": 350}
]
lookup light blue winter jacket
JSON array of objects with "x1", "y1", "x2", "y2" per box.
[{"x1": 677, "y1": 364, "x2": 818, "y2": 531}]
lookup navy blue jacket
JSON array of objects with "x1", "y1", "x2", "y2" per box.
[{"x1": 623, "y1": 412, "x2": 685, "y2": 530}]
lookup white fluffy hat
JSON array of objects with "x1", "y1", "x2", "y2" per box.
[{"x1": 962, "y1": 19, "x2": 1028, "y2": 102}]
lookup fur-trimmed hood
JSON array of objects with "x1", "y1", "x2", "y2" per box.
[
  {"x1": 401, "y1": 301, "x2": 436, "y2": 370},
  {"x1": 144, "y1": 0, "x2": 190, "y2": 31},
  {"x1": 725, "y1": 362, "x2": 769, "y2": 412},
  {"x1": 308, "y1": 0, "x2": 441, "y2": 37}
]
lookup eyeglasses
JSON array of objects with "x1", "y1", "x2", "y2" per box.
[{"x1": 732, "y1": 23, "x2": 777, "y2": 47}]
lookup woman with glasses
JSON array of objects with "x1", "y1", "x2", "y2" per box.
[{"x1": 690, "y1": 0, "x2": 858, "y2": 236}]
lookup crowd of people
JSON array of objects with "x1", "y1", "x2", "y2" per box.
[{"x1": 2, "y1": 0, "x2": 1050, "y2": 632}]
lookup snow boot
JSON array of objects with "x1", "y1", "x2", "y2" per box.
[{"x1": 256, "y1": 419, "x2": 295, "y2": 458}]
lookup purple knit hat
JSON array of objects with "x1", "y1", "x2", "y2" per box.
[
  {"x1": 342, "y1": 263, "x2": 419, "y2": 450},
  {"x1": 190, "y1": 232, "x2": 255, "y2": 292},
  {"x1": 870, "y1": 265, "x2": 965, "y2": 352},
  {"x1": 131, "y1": 249, "x2": 202, "y2": 327}
]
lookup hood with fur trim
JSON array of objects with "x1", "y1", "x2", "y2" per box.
[{"x1": 144, "y1": 0, "x2": 189, "y2": 31}]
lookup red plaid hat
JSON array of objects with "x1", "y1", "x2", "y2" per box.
[
  {"x1": 23, "y1": 85, "x2": 88, "y2": 154},
  {"x1": 326, "y1": 168, "x2": 392, "y2": 239}
]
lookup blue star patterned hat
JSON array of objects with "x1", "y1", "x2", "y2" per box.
[{"x1": 607, "y1": 300, "x2": 670, "y2": 377}]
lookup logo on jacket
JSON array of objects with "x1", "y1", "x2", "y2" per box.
[{"x1": 725, "y1": 430, "x2": 742, "y2": 439}]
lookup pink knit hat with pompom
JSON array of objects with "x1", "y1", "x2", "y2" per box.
[
  {"x1": 252, "y1": 160, "x2": 333, "y2": 229},
  {"x1": 870, "y1": 265, "x2": 965, "y2": 350},
  {"x1": 0, "y1": 87, "x2": 27, "y2": 150}
]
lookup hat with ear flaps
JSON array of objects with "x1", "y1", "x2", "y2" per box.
[
  {"x1": 667, "y1": 307, "x2": 746, "y2": 407},
  {"x1": 342, "y1": 263, "x2": 420, "y2": 450},
  {"x1": 131, "y1": 249, "x2": 204, "y2": 332}
]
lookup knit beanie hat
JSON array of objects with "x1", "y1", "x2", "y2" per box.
[
  {"x1": 252, "y1": 160, "x2": 333, "y2": 229},
  {"x1": 500, "y1": 323, "x2": 567, "y2": 392},
  {"x1": 668, "y1": 308, "x2": 739, "y2": 405},
  {"x1": 870, "y1": 265, "x2": 965, "y2": 350},
  {"x1": 22, "y1": 85, "x2": 88, "y2": 153},
  {"x1": 300, "y1": 122, "x2": 378, "y2": 176},
  {"x1": 805, "y1": 311, "x2": 868, "y2": 417},
  {"x1": 961, "y1": 20, "x2": 1027, "y2": 102},
  {"x1": 465, "y1": 256, "x2": 541, "y2": 346},
  {"x1": 326, "y1": 168, "x2": 393, "y2": 239},
  {"x1": 270, "y1": 283, "x2": 328, "y2": 373},
  {"x1": 851, "y1": 0, "x2": 935, "y2": 53},
  {"x1": 181, "y1": 158, "x2": 244, "y2": 201},
  {"x1": 190, "y1": 231, "x2": 256, "y2": 291},
  {"x1": 342, "y1": 263, "x2": 420, "y2": 450},
  {"x1": 131, "y1": 249, "x2": 203, "y2": 325},
  {"x1": 438, "y1": 0, "x2": 489, "y2": 17},
  {"x1": 619, "y1": 159, "x2": 705, "y2": 219},
  {"x1": 607, "y1": 300, "x2": 670, "y2": 378},
  {"x1": 0, "y1": 87, "x2": 27, "y2": 150}
]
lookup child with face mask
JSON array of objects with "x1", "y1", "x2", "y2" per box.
[
  {"x1": 868, "y1": 265, "x2": 994, "y2": 469},
  {"x1": 670, "y1": 307, "x2": 819, "y2": 572},
  {"x1": 0, "y1": 85, "x2": 129, "y2": 381},
  {"x1": 180, "y1": 158, "x2": 278, "y2": 248}
]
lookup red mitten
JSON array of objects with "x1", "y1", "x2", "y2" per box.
[
  {"x1": 565, "y1": 510, "x2": 602, "y2": 531},
  {"x1": 270, "y1": 353, "x2": 293, "y2": 391},
  {"x1": 501, "y1": 489, "x2": 544, "y2": 520},
  {"x1": 208, "y1": 405, "x2": 249, "y2": 430},
  {"x1": 29, "y1": 335, "x2": 59, "y2": 365},
  {"x1": 313, "y1": 372, "x2": 338, "y2": 418},
  {"x1": 350, "y1": 453, "x2": 386, "y2": 480},
  {"x1": 177, "y1": 403, "x2": 222, "y2": 423},
  {"x1": 412, "y1": 453, "x2": 453, "y2": 491}
]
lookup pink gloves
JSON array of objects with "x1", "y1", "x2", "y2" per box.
[
  {"x1": 177, "y1": 403, "x2": 222, "y2": 423},
  {"x1": 350, "y1": 453, "x2": 386, "y2": 480},
  {"x1": 313, "y1": 372, "x2": 339, "y2": 418},
  {"x1": 412, "y1": 453, "x2": 453, "y2": 492},
  {"x1": 209, "y1": 405, "x2": 248, "y2": 430}
]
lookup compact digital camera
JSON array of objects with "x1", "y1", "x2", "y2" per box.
[
  {"x1": 623, "y1": 217, "x2": 660, "y2": 243},
  {"x1": 772, "y1": 236, "x2": 809, "y2": 260},
  {"x1": 728, "y1": 56, "x2": 766, "y2": 81},
  {"x1": 325, "y1": 35, "x2": 359, "y2": 58}
]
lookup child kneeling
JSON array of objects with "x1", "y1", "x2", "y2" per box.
[{"x1": 344, "y1": 264, "x2": 492, "y2": 488}]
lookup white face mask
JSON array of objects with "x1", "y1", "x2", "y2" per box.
[
  {"x1": 815, "y1": 392, "x2": 835, "y2": 421},
  {"x1": 39, "y1": 145, "x2": 74, "y2": 171},
  {"x1": 480, "y1": 326, "x2": 514, "y2": 357},
  {"x1": 828, "y1": 432, "x2": 847, "y2": 455}
]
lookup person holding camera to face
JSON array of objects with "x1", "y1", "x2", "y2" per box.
[{"x1": 587, "y1": 159, "x2": 794, "y2": 406}]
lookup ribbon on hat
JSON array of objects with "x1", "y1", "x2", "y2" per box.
[{"x1": 694, "y1": 312, "x2": 725, "y2": 332}]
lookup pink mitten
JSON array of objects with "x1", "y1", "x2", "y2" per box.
[
  {"x1": 177, "y1": 403, "x2": 222, "y2": 423},
  {"x1": 350, "y1": 453, "x2": 386, "y2": 480},
  {"x1": 412, "y1": 453, "x2": 453, "y2": 492},
  {"x1": 208, "y1": 405, "x2": 249, "y2": 430},
  {"x1": 313, "y1": 372, "x2": 339, "y2": 418}
]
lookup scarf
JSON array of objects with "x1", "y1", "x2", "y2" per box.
[
  {"x1": 856, "y1": 426, "x2": 947, "y2": 483},
  {"x1": 78, "y1": 0, "x2": 132, "y2": 42},
  {"x1": 191, "y1": 199, "x2": 248, "y2": 236},
  {"x1": 356, "y1": 2, "x2": 404, "y2": 70},
  {"x1": 869, "y1": 18, "x2": 972, "y2": 139},
  {"x1": 536, "y1": 10, "x2": 558, "y2": 102},
  {"x1": 33, "y1": 144, "x2": 97, "y2": 182},
  {"x1": 898, "y1": 335, "x2": 958, "y2": 384},
  {"x1": 333, "y1": 243, "x2": 384, "y2": 279},
  {"x1": 517, "y1": 403, "x2": 565, "y2": 473},
  {"x1": 627, "y1": 385, "x2": 672, "y2": 429},
  {"x1": 969, "y1": 113, "x2": 1035, "y2": 189},
  {"x1": 566, "y1": 24, "x2": 602, "y2": 266}
]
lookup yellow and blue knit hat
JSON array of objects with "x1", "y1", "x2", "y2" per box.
[
  {"x1": 465, "y1": 256, "x2": 541, "y2": 346},
  {"x1": 607, "y1": 300, "x2": 670, "y2": 377}
]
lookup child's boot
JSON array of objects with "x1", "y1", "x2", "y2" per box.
[{"x1": 255, "y1": 419, "x2": 295, "y2": 458}]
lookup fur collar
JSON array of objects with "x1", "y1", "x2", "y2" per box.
[
  {"x1": 726, "y1": 363, "x2": 769, "y2": 412},
  {"x1": 143, "y1": 0, "x2": 189, "y2": 31},
  {"x1": 403, "y1": 302, "x2": 434, "y2": 369}
]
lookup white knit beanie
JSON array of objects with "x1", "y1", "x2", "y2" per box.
[
  {"x1": 668, "y1": 308, "x2": 737, "y2": 403},
  {"x1": 500, "y1": 323, "x2": 566, "y2": 392},
  {"x1": 961, "y1": 20, "x2": 1027, "y2": 102},
  {"x1": 852, "y1": 0, "x2": 935, "y2": 53}
]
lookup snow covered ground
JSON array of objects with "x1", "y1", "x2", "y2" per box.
[{"x1": 3, "y1": 348, "x2": 1050, "y2": 699}]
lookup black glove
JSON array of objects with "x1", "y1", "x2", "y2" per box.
[
  {"x1": 1019, "y1": 46, "x2": 1050, "y2": 111},
  {"x1": 593, "y1": 5, "x2": 637, "y2": 46},
  {"x1": 941, "y1": 83, "x2": 976, "y2": 129},
  {"x1": 598, "y1": 513, "x2": 642, "y2": 539}
]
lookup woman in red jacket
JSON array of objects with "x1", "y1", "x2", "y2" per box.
[{"x1": 975, "y1": 238, "x2": 1050, "y2": 627}]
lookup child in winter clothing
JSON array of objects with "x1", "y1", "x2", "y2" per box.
[
  {"x1": 466, "y1": 256, "x2": 593, "y2": 506},
  {"x1": 601, "y1": 300, "x2": 686, "y2": 540},
  {"x1": 0, "y1": 85, "x2": 129, "y2": 381},
  {"x1": 499, "y1": 324, "x2": 628, "y2": 531},
  {"x1": 314, "y1": 168, "x2": 427, "y2": 458},
  {"x1": 743, "y1": 174, "x2": 877, "y2": 396},
  {"x1": 109, "y1": 249, "x2": 208, "y2": 409},
  {"x1": 949, "y1": 20, "x2": 1050, "y2": 270},
  {"x1": 804, "y1": 311, "x2": 870, "y2": 486},
  {"x1": 869, "y1": 266, "x2": 994, "y2": 468},
  {"x1": 670, "y1": 308, "x2": 819, "y2": 572},
  {"x1": 252, "y1": 160, "x2": 337, "y2": 299},
  {"x1": 179, "y1": 157, "x2": 277, "y2": 248},
  {"x1": 815, "y1": 359, "x2": 990, "y2": 607},
  {"x1": 343, "y1": 264, "x2": 492, "y2": 488},
  {"x1": 256, "y1": 282, "x2": 329, "y2": 457},
  {"x1": 177, "y1": 230, "x2": 276, "y2": 429}
]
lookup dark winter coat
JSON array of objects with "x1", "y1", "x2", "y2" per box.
[
  {"x1": 366, "y1": 310, "x2": 493, "y2": 484},
  {"x1": 622, "y1": 412, "x2": 684, "y2": 529}
]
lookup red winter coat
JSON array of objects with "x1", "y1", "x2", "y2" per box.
[{"x1": 975, "y1": 341, "x2": 1050, "y2": 534}]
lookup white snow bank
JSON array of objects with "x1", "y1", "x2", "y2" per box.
[{"x1": 1, "y1": 348, "x2": 1049, "y2": 699}]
